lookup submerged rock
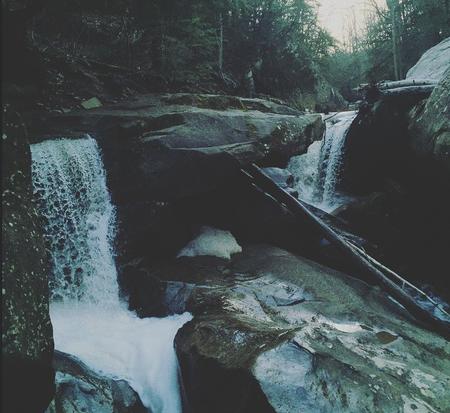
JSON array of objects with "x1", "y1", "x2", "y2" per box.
[
  {"x1": 147, "y1": 245, "x2": 450, "y2": 413},
  {"x1": 1, "y1": 106, "x2": 54, "y2": 412},
  {"x1": 46, "y1": 351, "x2": 147, "y2": 413}
]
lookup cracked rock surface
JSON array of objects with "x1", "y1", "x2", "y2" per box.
[{"x1": 140, "y1": 245, "x2": 450, "y2": 413}]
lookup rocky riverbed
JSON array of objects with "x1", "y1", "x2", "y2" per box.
[
  {"x1": 3, "y1": 37, "x2": 450, "y2": 413},
  {"x1": 123, "y1": 239, "x2": 450, "y2": 413}
]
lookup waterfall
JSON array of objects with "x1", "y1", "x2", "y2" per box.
[
  {"x1": 31, "y1": 138, "x2": 119, "y2": 306},
  {"x1": 31, "y1": 136, "x2": 191, "y2": 413},
  {"x1": 287, "y1": 111, "x2": 357, "y2": 213}
]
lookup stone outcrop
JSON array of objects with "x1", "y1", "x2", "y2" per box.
[
  {"x1": 1, "y1": 106, "x2": 54, "y2": 412},
  {"x1": 27, "y1": 94, "x2": 324, "y2": 264},
  {"x1": 135, "y1": 245, "x2": 450, "y2": 413},
  {"x1": 408, "y1": 68, "x2": 450, "y2": 170},
  {"x1": 46, "y1": 351, "x2": 146, "y2": 413},
  {"x1": 406, "y1": 37, "x2": 450, "y2": 83},
  {"x1": 338, "y1": 41, "x2": 450, "y2": 298}
]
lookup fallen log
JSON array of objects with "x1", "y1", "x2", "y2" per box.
[
  {"x1": 243, "y1": 164, "x2": 450, "y2": 340},
  {"x1": 346, "y1": 241, "x2": 450, "y2": 318},
  {"x1": 380, "y1": 85, "x2": 435, "y2": 97},
  {"x1": 378, "y1": 79, "x2": 437, "y2": 90}
]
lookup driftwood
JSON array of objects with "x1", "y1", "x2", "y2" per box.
[
  {"x1": 347, "y1": 241, "x2": 449, "y2": 317},
  {"x1": 243, "y1": 164, "x2": 450, "y2": 339},
  {"x1": 380, "y1": 85, "x2": 436, "y2": 97},
  {"x1": 378, "y1": 79, "x2": 437, "y2": 90},
  {"x1": 355, "y1": 80, "x2": 436, "y2": 101}
]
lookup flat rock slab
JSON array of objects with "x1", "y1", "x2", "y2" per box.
[
  {"x1": 27, "y1": 93, "x2": 323, "y2": 204},
  {"x1": 152, "y1": 245, "x2": 450, "y2": 413}
]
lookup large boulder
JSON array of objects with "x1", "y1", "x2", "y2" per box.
[
  {"x1": 1, "y1": 106, "x2": 54, "y2": 412},
  {"x1": 140, "y1": 245, "x2": 450, "y2": 413},
  {"x1": 406, "y1": 37, "x2": 450, "y2": 83},
  {"x1": 27, "y1": 94, "x2": 324, "y2": 264},
  {"x1": 46, "y1": 351, "x2": 147, "y2": 413},
  {"x1": 408, "y1": 68, "x2": 450, "y2": 170},
  {"x1": 339, "y1": 45, "x2": 450, "y2": 296}
]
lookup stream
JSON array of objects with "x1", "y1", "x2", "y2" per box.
[
  {"x1": 31, "y1": 136, "x2": 191, "y2": 413},
  {"x1": 287, "y1": 111, "x2": 357, "y2": 213}
]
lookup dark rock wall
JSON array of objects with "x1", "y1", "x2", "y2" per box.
[
  {"x1": 338, "y1": 85, "x2": 450, "y2": 298},
  {"x1": 176, "y1": 337, "x2": 276, "y2": 413},
  {"x1": 408, "y1": 68, "x2": 450, "y2": 170},
  {"x1": 2, "y1": 106, "x2": 55, "y2": 412}
]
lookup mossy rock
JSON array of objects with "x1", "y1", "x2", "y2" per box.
[{"x1": 2, "y1": 105, "x2": 54, "y2": 412}]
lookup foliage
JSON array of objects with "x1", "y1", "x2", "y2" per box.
[
  {"x1": 324, "y1": 0, "x2": 449, "y2": 97},
  {"x1": 29, "y1": 0, "x2": 449, "y2": 106},
  {"x1": 34, "y1": 0, "x2": 334, "y2": 101}
]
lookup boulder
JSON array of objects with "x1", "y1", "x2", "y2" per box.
[
  {"x1": 163, "y1": 245, "x2": 450, "y2": 413},
  {"x1": 1, "y1": 106, "x2": 54, "y2": 412},
  {"x1": 46, "y1": 351, "x2": 147, "y2": 413},
  {"x1": 406, "y1": 37, "x2": 450, "y2": 83},
  {"x1": 340, "y1": 61, "x2": 450, "y2": 297},
  {"x1": 408, "y1": 68, "x2": 450, "y2": 170},
  {"x1": 28, "y1": 94, "x2": 323, "y2": 184},
  {"x1": 27, "y1": 94, "x2": 324, "y2": 264}
]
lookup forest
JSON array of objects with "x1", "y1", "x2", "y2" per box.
[{"x1": 4, "y1": 0, "x2": 449, "y2": 109}]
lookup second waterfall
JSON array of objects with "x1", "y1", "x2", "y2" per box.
[
  {"x1": 31, "y1": 136, "x2": 191, "y2": 413},
  {"x1": 287, "y1": 111, "x2": 357, "y2": 213}
]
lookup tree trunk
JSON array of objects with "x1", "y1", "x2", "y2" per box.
[{"x1": 388, "y1": 0, "x2": 402, "y2": 80}]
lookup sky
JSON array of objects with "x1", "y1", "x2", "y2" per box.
[{"x1": 316, "y1": 0, "x2": 386, "y2": 43}]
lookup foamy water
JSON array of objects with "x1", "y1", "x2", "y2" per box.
[
  {"x1": 51, "y1": 304, "x2": 191, "y2": 412},
  {"x1": 287, "y1": 111, "x2": 357, "y2": 213},
  {"x1": 177, "y1": 226, "x2": 242, "y2": 260},
  {"x1": 31, "y1": 136, "x2": 191, "y2": 413}
]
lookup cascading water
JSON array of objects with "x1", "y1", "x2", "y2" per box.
[
  {"x1": 287, "y1": 111, "x2": 357, "y2": 213},
  {"x1": 31, "y1": 136, "x2": 191, "y2": 413},
  {"x1": 32, "y1": 138, "x2": 119, "y2": 305}
]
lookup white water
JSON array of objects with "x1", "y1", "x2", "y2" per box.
[
  {"x1": 177, "y1": 226, "x2": 242, "y2": 260},
  {"x1": 31, "y1": 136, "x2": 191, "y2": 413},
  {"x1": 287, "y1": 111, "x2": 357, "y2": 213}
]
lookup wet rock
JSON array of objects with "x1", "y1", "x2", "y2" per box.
[
  {"x1": 341, "y1": 55, "x2": 450, "y2": 295},
  {"x1": 27, "y1": 94, "x2": 323, "y2": 264},
  {"x1": 46, "y1": 351, "x2": 147, "y2": 413},
  {"x1": 262, "y1": 167, "x2": 297, "y2": 196},
  {"x1": 118, "y1": 261, "x2": 167, "y2": 318},
  {"x1": 408, "y1": 68, "x2": 450, "y2": 170},
  {"x1": 2, "y1": 106, "x2": 54, "y2": 412},
  {"x1": 163, "y1": 245, "x2": 450, "y2": 413}
]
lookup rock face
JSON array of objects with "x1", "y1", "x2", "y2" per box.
[
  {"x1": 406, "y1": 37, "x2": 450, "y2": 83},
  {"x1": 46, "y1": 351, "x2": 146, "y2": 413},
  {"x1": 1, "y1": 107, "x2": 54, "y2": 412},
  {"x1": 28, "y1": 94, "x2": 324, "y2": 264},
  {"x1": 408, "y1": 68, "x2": 450, "y2": 169},
  {"x1": 158, "y1": 245, "x2": 450, "y2": 413},
  {"x1": 340, "y1": 42, "x2": 450, "y2": 296}
]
